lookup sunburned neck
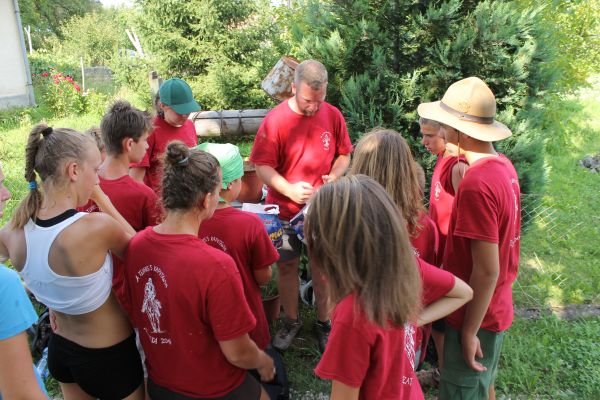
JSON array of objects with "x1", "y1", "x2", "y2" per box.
[
  {"x1": 99, "y1": 154, "x2": 130, "y2": 180},
  {"x1": 463, "y1": 141, "x2": 498, "y2": 166}
]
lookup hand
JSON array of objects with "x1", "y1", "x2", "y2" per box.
[
  {"x1": 285, "y1": 181, "x2": 314, "y2": 204},
  {"x1": 461, "y1": 333, "x2": 487, "y2": 372},
  {"x1": 322, "y1": 174, "x2": 336, "y2": 184},
  {"x1": 257, "y1": 351, "x2": 275, "y2": 382}
]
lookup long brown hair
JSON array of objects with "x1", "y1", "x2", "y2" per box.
[
  {"x1": 350, "y1": 128, "x2": 424, "y2": 236},
  {"x1": 305, "y1": 175, "x2": 421, "y2": 327},
  {"x1": 161, "y1": 141, "x2": 220, "y2": 211},
  {"x1": 11, "y1": 124, "x2": 93, "y2": 229}
]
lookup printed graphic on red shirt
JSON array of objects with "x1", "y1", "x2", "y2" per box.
[
  {"x1": 250, "y1": 101, "x2": 353, "y2": 220},
  {"x1": 315, "y1": 294, "x2": 424, "y2": 400}
]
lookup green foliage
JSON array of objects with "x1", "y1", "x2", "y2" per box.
[
  {"x1": 515, "y1": 0, "x2": 600, "y2": 92},
  {"x1": 285, "y1": 0, "x2": 553, "y2": 210},
  {"x1": 17, "y1": 0, "x2": 100, "y2": 46},
  {"x1": 45, "y1": 10, "x2": 129, "y2": 67},
  {"x1": 135, "y1": 0, "x2": 287, "y2": 109},
  {"x1": 499, "y1": 317, "x2": 600, "y2": 398}
]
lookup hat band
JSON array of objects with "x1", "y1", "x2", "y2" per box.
[{"x1": 440, "y1": 101, "x2": 495, "y2": 125}]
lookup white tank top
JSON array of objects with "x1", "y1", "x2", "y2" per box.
[{"x1": 21, "y1": 212, "x2": 113, "y2": 315}]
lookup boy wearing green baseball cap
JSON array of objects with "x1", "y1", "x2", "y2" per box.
[{"x1": 130, "y1": 78, "x2": 201, "y2": 192}]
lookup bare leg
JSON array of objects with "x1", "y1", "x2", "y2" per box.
[
  {"x1": 489, "y1": 384, "x2": 496, "y2": 400},
  {"x1": 260, "y1": 387, "x2": 270, "y2": 400},
  {"x1": 431, "y1": 329, "x2": 445, "y2": 370},
  {"x1": 310, "y1": 261, "x2": 331, "y2": 322},
  {"x1": 277, "y1": 258, "x2": 300, "y2": 319},
  {"x1": 59, "y1": 383, "x2": 94, "y2": 400}
]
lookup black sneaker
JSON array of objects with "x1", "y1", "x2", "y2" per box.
[
  {"x1": 272, "y1": 317, "x2": 303, "y2": 351},
  {"x1": 315, "y1": 319, "x2": 331, "y2": 353}
]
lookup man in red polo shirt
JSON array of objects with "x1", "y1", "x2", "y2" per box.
[
  {"x1": 250, "y1": 60, "x2": 353, "y2": 353},
  {"x1": 418, "y1": 77, "x2": 521, "y2": 400}
]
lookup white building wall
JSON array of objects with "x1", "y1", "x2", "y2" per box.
[{"x1": 0, "y1": 0, "x2": 35, "y2": 109}]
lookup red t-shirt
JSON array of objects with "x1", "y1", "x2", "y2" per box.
[
  {"x1": 198, "y1": 207, "x2": 279, "y2": 349},
  {"x1": 410, "y1": 212, "x2": 440, "y2": 266},
  {"x1": 249, "y1": 101, "x2": 353, "y2": 220},
  {"x1": 124, "y1": 228, "x2": 256, "y2": 398},
  {"x1": 315, "y1": 293, "x2": 424, "y2": 400},
  {"x1": 443, "y1": 154, "x2": 521, "y2": 332},
  {"x1": 429, "y1": 155, "x2": 465, "y2": 254},
  {"x1": 414, "y1": 257, "x2": 456, "y2": 366},
  {"x1": 77, "y1": 175, "x2": 159, "y2": 307},
  {"x1": 131, "y1": 116, "x2": 198, "y2": 193}
]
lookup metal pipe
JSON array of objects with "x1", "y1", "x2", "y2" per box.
[{"x1": 12, "y1": 0, "x2": 36, "y2": 107}]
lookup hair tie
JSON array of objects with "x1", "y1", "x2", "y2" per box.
[
  {"x1": 28, "y1": 181, "x2": 37, "y2": 190},
  {"x1": 42, "y1": 127, "x2": 53, "y2": 137},
  {"x1": 178, "y1": 157, "x2": 189, "y2": 166}
]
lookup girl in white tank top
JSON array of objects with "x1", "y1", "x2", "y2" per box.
[{"x1": 0, "y1": 124, "x2": 144, "y2": 400}]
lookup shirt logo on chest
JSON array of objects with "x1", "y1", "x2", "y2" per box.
[
  {"x1": 321, "y1": 131, "x2": 331, "y2": 151},
  {"x1": 434, "y1": 181, "x2": 442, "y2": 201}
]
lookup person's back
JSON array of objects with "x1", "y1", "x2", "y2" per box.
[
  {"x1": 126, "y1": 227, "x2": 256, "y2": 396},
  {"x1": 443, "y1": 154, "x2": 520, "y2": 331},
  {"x1": 1, "y1": 124, "x2": 144, "y2": 399},
  {"x1": 125, "y1": 141, "x2": 274, "y2": 400},
  {"x1": 196, "y1": 142, "x2": 279, "y2": 350}
]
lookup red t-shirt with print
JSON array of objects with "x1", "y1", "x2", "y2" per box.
[
  {"x1": 315, "y1": 293, "x2": 424, "y2": 400},
  {"x1": 124, "y1": 228, "x2": 256, "y2": 398},
  {"x1": 131, "y1": 116, "x2": 198, "y2": 193},
  {"x1": 429, "y1": 155, "x2": 466, "y2": 254},
  {"x1": 77, "y1": 175, "x2": 159, "y2": 308},
  {"x1": 249, "y1": 101, "x2": 353, "y2": 220},
  {"x1": 198, "y1": 207, "x2": 279, "y2": 349},
  {"x1": 410, "y1": 212, "x2": 440, "y2": 266},
  {"x1": 443, "y1": 154, "x2": 521, "y2": 332},
  {"x1": 414, "y1": 257, "x2": 456, "y2": 366}
]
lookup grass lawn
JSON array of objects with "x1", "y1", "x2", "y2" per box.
[
  {"x1": 515, "y1": 92, "x2": 600, "y2": 307},
  {"x1": 1, "y1": 82, "x2": 599, "y2": 398}
]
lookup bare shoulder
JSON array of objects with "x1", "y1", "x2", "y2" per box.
[{"x1": 70, "y1": 212, "x2": 122, "y2": 238}]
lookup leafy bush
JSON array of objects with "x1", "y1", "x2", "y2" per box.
[{"x1": 284, "y1": 0, "x2": 554, "y2": 214}]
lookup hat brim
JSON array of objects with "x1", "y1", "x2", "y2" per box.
[
  {"x1": 417, "y1": 101, "x2": 511, "y2": 142},
  {"x1": 170, "y1": 100, "x2": 201, "y2": 115}
]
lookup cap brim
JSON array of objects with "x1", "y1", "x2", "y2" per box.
[
  {"x1": 170, "y1": 100, "x2": 201, "y2": 115},
  {"x1": 417, "y1": 101, "x2": 511, "y2": 142}
]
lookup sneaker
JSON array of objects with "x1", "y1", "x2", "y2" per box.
[
  {"x1": 315, "y1": 319, "x2": 331, "y2": 353},
  {"x1": 272, "y1": 318, "x2": 302, "y2": 351}
]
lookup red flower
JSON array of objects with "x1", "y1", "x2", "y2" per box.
[
  {"x1": 41, "y1": 72, "x2": 49, "y2": 77},
  {"x1": 73, "y1": 83, "x2": 81, "y2": 92}
]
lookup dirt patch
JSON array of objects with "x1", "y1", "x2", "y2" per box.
[{"x1": 515, "y1": 304, "x2": 600, "y2": 320}]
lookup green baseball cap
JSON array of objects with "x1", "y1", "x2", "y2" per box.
[{"x1": 159, "y1": 78, "x2": 201, "y2": 115}]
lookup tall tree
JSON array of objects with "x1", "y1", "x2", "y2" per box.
[{"x1": 18, "y1": 0, "x2": 100, "y2": 42}]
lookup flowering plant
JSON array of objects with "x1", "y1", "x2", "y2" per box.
[{"x1": 33, "y1": 69, "x2": 87, "y2": 116}]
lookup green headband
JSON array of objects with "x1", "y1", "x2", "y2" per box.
[{"x1": 195, "y1": 142, "x2": 244, "y2": 189}]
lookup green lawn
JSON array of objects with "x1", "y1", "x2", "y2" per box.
[{"x1": 515, "y1": 93, "x2": 600, "y2": 307}]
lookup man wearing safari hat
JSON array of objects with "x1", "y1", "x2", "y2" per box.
[
  {"x1": 131, "y1": 78, "x2": 201, "y2": 192},
  {"x1": 418, "y1": 77, "x2": 521, "y2": 400}
]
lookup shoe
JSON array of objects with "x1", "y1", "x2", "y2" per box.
[
  {"x1": 315, "y1": 319, "x2": 331, "y2": 353},
  {"x1": 272, "y1": 317, "x2": 302, "y2": 351}
]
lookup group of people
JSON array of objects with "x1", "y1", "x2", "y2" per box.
[{"x1": 0, "y1": 59, "x2": 521, "y2": 400}]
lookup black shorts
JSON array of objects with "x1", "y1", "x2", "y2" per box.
[
  {"x1": 148, "y1": 373, "x2": 261, "y2": 400},
  {"x1": 48, "y1": 332, "x2": 143, "y2": 399},
  {"x1": 278, "y1": 220, "x2": 305, "y2": 262}
]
